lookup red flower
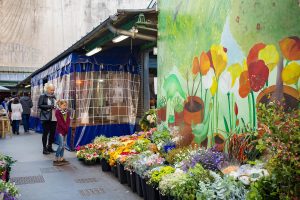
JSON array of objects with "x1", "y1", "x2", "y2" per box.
[
  {"x1": 248, "y1": 60, "x2": 269, "y2": 92},
  {"x1": 247, "y1": 43, "x2": 266, "y2": 66},
  {"x1": 238, "y1": 71, "x2": 251, "y2": 98},
  {"x1": 279, "y1": 36, "x2": 300, "y2": 61},
  {"x1": 234, "y1": 103, "x2": 238, "y2": 116}
]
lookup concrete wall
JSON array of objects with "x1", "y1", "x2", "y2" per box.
[{"x1": 0, "y1": 0, "x2": 150, "y2": 68}]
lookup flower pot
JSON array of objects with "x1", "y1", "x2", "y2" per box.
[
  {"x1": 117, "y1": 163, "x2": 127, "y2": 184},
  {"x1": 130, "y1": 172, "x2": 137, "y2": 193},
  {"x1": 111, "y1": 166, "x2": 118, "y2": 178},
  {"x1": 84, "y1": 160, "x2": 96, "y2": 165},
  {"x1": 183, "y1": 96, "x2": 204, "y2": 125},
  {"x1": 126, "y1": 170, "x2": 131, "y2": 187},
  {"x1": 135, "y1": 174, "x2": 143, "y2": 197},
  {"x1": 159, "y1": 192, "x2": 169, "y2": 200},
  {"x1": 174, "y1": 111, "x2": 184, "y2": 126},
  {"x1": 157, "y1": 107, "x2": 167, "y2": 122},
  {"x1": 101, "y1": 158, "x2": 111, "y2": 172},
  {"x1": 141, "y1": 178, "x2": 148, "y2": 200},
  {"x1": 146, "y1": 184, "x2": 159, "y2": 200},
  {"x1": 214, "y1": 133, "x2": 225, "y2": 152},
  {"x1": 1, "y1": 170, "x2": 7, "y2": 181},
  {"x1": 177, "y1": 125, "x2": 194, "y2": 147},
  {"x1": 256, "y1": 85, "x2": 299, "y2": 111}
]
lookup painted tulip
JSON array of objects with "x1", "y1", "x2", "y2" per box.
[
  {"x1": 247, "y1": 43, "x2": 266, "y2": 66},
  {"x1": 210, "y1": 76, "x2": 218, "y2": 96},
  {"x1": 199, "y1": 51, "x2": 211, "y2": 75},
  {"x1": 219, "y1": 71, "x2": 232, "y2": 94},
  {"x1": 210, "y1": 45, "x2": 228, "y2": 78},
  {"x1": 258, "y1": 44, "x2": 280, "y2": 72},
  {"x1": 192, "y1": 56, "x2": 200, "y2": 75},
  {"x1": 248, "y1": 60, "x2": 269, "y2": 92},
  {"x1": 238, "y1": 71, "x2": 251, "y2": 98},
  {"x1": 281, "y1": 61, "x2": 300, "y2": 85},
  {"x1": 203, "y1": 68, "x2": 214, "y2": 89},
  {"x1": 279, "y1": 36, "x2": 300, "y2": 61},
  {"x1": 234, "y1": 103, "x2": 238, "y2": 116},
  {"x1": 227, "y1": 63, "x2": 243, "y2": 87}
]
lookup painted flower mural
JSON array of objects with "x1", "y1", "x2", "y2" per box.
[{"x1": 158, "y1": 0, "x2": 300, "y2": 149}]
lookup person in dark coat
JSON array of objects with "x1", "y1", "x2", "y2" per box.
[
  {"x1": 20, "y1": 93, "x2": 33, "y2": 133},
  {"x1": 38, "y1": 83, "x2": 57, "y2": 155}
]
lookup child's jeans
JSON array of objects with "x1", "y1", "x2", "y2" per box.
[{"x1": 55, "y1": 134, "x2": 66, "y2": 158}]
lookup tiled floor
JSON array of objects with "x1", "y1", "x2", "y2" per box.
[{"x1": 0, "y1": 129, "x2": 141, "y2": 200}]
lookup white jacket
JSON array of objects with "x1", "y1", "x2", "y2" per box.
[{"x1": 11, "y1": 103, "x2": 23, "y2": 120}]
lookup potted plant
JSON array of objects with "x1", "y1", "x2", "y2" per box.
[
  {"x1": 173, "y1": 97, "x2": 184, "y2": 126},
  {"x1": 157, "y1": 97, "x2": 167, "y2": 122},
  {"x1": 117, "y1": 162, "x2": 127, "y2": 184}
]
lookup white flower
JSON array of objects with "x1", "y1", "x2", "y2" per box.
[
  {"x1": 219, "y1": 71, "x2": 232, "y2": 94},
  {"x1": 203, "y1": 68, "x2": 215, "y2": 89}
]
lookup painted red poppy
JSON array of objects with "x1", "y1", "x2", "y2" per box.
[
  {"x1": 279, "y1": 36, "x2": 300, "y2": 61},
  {"x1": 248, "y1": 60, "x2": 269, "y2": 92},
  {"x1": 238, "y1": 71, "x2": 251, "y2": 98},
  {"x1": 247, "y1": 43, "x2": 266, "y2": 66}
]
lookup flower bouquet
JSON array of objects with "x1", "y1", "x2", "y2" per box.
[
  {"x1": 139, "y1": 109, "x2": 157, "y2": 131},
  {"x1": 0, "y1": 180, "x2": 19, "y2": 200},
  {"x1": 0, "y1": 155, "x2": 16, "y2": 182}
]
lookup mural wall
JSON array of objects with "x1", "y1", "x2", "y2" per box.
[{"x1": 157, "y1": 0, "x2": 300, "y2": 150}]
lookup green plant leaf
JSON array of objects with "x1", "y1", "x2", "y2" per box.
[{"x1": 223, "y1": 116, "x2": 230, "y2": 133}]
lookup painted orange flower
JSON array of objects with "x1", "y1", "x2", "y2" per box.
[
  {"x1": 199, "y1": 51, "x2": 211, "y2": 75},
  {"x1": 279, "y1": 36, "x2": 300, "y2": 61},
  {"x1": 248, "y1": 60, "x2": 269, "y2": 92},
  {"x1": 247, "y1": 43, "x2": 266, "y2": 66},
  {"x1": 192, "y1": 56, "x2": 200, "y2": 75},
  {"x1": 238, "y1": 71, "x2": 251, "y2": 98}
]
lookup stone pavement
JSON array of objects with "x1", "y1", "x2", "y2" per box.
[{"x1": 0, "y1": 129, "x2": 141, "y2": 200}]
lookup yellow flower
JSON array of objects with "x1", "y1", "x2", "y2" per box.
[
  {"x1": 227, "y1": 63, "x2": 243, "y2": 87},
  {"x1": 282, "y1": 62, "x2": 300, "y2": 85},
  {"x1": 258, "y1": 44, "x2": 279, "y2": 72},
  {"x1": 210, "y1": 76, "x2": 218, "y2": 96},
  {"x1": 210, "y1": 45, "x2": 227, "y2": 78}
]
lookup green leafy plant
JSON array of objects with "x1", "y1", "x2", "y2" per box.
[
  {"x1": 151, "y1": 129, "x2": 172, "y2": 151},
  {"x1": 165, "y1": 147, "x2": 191, "y2": 165},
  {"x1": 147, "y1": 166, "x2": 175, "y2": 186},
  {"x1": 0, "y1": 180, "x2": 19, "y2": 198},
  {"x1": 248, "y1": 102, "x2": 300, "y2": 199},
  {"x1": 133, "y1": 138, "x2": 151, "y2": 152},
  {"x1": 197, "y1": 171, "x2": 248, "y2": 200}
]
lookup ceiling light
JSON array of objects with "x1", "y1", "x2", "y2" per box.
[
  {"x1": 112, "y1": 35, "x2": 129, "y2": 43},
  {"x1": 86, "y1": 47, "x2": 102, "y2": 56}
]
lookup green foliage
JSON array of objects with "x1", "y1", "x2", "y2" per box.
[
  {"x1": 133, "y1": 139, "x2": 151, "y2": 153},
  {"x1": 147, "y1": 166, "x2": 175, "y2": 186},
  {"x1": 197, "y1": 171, "x2": 248, "y2": 200},
  {"x1": 248, "y1": 102, "x2": 300, "y2": 199},
  {"x1": 165, "y1": 147, "x2": 191, "y2": 165},
  {"x1": 0, "y1": 180, "x2": 19, "y2": 197}
]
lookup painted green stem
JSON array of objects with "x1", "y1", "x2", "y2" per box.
[
  {"x1": 227, "y1": 93, "x2": 232, "y2": 130},
  {"x1": 248, "y1": 94, "x2": 252, "y2": 127},
  {"x1": 251, "y1": 91, "x2": 256, "y2": 130},
  {"x1": 204, "y1": 89, "x2": 208, "y2": 103}
]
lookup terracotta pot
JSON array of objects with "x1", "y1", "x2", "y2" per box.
[
  {"x1": 256, "y1": 85, "x2": 299, "y2": 111},
  {"x1": 157, "y1": 107, "x2": 167, "y2": 122},
  {"x1": 174, "y1": 111, "x2": 184, "y2": 126},
  {"x1": 177, "y1": 125, "x2": 194, "y2": 147},
  {"x1": 183, "y1": 96, "x2": 204, "y2": 125},
  {"x1": 213, "y1": 133, "x2": 225, "y2": 152}
]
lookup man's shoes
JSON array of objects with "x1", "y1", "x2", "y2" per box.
[
  {"x1": 47, "y1": 146, "x2": 56, "y2": 153},
  {"x1": 53, "y1": 160, "x2": 64, "y2": 166},
  {"x1": 60, "y1": 159, "x2": 70, "y2": 165},
  {"x1": 43, "y1": 149, "x2": 50, "y2": 155}
]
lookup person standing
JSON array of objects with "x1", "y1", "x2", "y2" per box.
[
  {"x1": 38, "y1": 83, "x2": 57, "y2": 155},
  {"x1": 53, "y1": 99, "x2": 70, "y2": 166},
  {"x1": 20, "y1": 93, "x2": 33, "y2": 133},
  {"x1": 11, "y1": 97, "x2": 23, "y2": 135}
]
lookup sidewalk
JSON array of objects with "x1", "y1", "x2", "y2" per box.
[{"x1": 0, "y1": 129, "x2": 141, "y2": 200}]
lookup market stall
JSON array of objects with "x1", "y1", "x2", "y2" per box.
[{"x1": 30, "y1": 47, "x2": 141, "y2": 149}]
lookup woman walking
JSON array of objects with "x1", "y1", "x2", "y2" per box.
[
  {"x1": 38, "y1": 83, "x2": 57, "y2": 155},
  {"x1": 11, "y1": 97, "x2": 23, "y2": 135}
]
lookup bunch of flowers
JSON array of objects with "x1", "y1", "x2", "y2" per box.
[
  {"x1": 139, "y1": 109, "x2": 157, "y2": 131},
  {"x1": 150, "y1": 129, "x2": 172, "y2": 151},
  {"x1": 197, "y1": 171, "x2": 248, "y2": 200},
  {"x1": 108, "y1": 139, "x2": 136, "y2": 166},
  {"x1": 179, "y1": 148, "x2": 226, "y2": 172},
  {"x1": 146, "y1": 166, "x2": 175, "y2": 187},
  {"x1": 165, "y1": 147, "x2": 192, "y2": 165},
  {"x1": 0, "y1": 180, "x2": 19, "y2": 200},
  {"x1": 0, "y1": 155, "x2": 16, "y2": 181},
  {"x1": 76, "y1": 143, "x2": 102, "y2": 163},
  {"x1": 132, "y1": 138, "x2": 151, "y2": 152}
]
